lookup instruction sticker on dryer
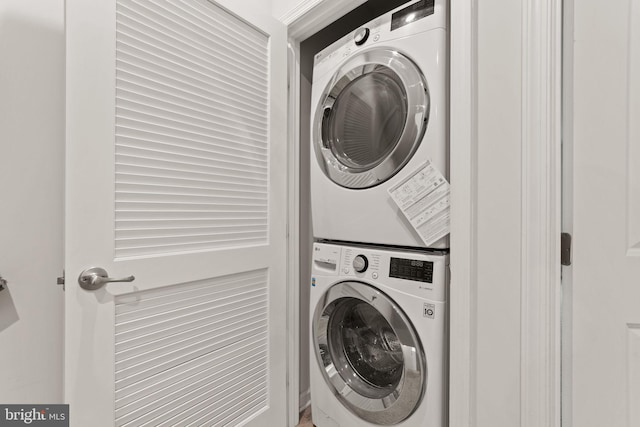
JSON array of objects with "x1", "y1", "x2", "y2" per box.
[{"x1": 388, "y1": 160, "x2": 450, "y2": 246}]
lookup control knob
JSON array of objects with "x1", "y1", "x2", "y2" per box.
[
  {"x1": 354, "y1": 27, "x2": 370, "y2": 46},
  {"x1": 352, "y1": 255, "x2": 369, "y2": 273}
]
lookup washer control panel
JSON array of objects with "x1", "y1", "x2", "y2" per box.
[
  {"x1": 389, "y1": 257, "x2": 433, "y2": 283},
  {"x1": 343, "y1": 247, "x2": 381, "y2": 276},
  {"x1": 312, "y1": 242, "x2": 448, "y2": 301}
]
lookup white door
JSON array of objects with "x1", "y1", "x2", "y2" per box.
[
  {"x1": 65, "y1": 1, "x2": 288, "y2": 426},
  {"x1": 568, "y1": 0, "x2": 640, "y2": 425}
]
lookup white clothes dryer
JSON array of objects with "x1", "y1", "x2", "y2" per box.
[
  {"x1": 309, "y1": 242, "x2": 448, "y2": 427},
  {"x1": 310, "y1": 0, "x2": 449, "y2": 249}
]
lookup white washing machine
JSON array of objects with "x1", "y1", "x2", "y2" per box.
[
  {"x1": 310, "y1": 242, "x2": 448, "y2": 427},
  {"x1": 310, "y1": 0, "x2": 448, "y2": 249}
]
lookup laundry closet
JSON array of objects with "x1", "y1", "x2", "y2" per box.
[{"x1": 297, "y1": 1, "x2": 450, "y2": 425}]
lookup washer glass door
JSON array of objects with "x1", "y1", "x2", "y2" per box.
[
  {"x1": 313, "y1": 281, "x2": 426, "y2": 425},
  {"x1": 314, "y1": 49, "x2": 430, "y2": 189}
]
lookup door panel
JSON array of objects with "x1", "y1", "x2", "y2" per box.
[
  {"x1": 114, "y1": 0, "x2": 270, "y2": 258},
  {"x1": 65, "y1": 0, "x2": 288, "y2": 425},
  {"x1": 113, "y1": 270, "x2": 269, "y2": 426},
  {"x1": 570, "y1": 0, "x2": 640, "y2": 425}
]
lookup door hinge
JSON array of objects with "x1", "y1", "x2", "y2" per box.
[
  {"x1": 57, "y1": 270, "x2": 65, "y2": 291},
  {"x1": 561, "y1": 233, "x2": 572, "y2": 266}
]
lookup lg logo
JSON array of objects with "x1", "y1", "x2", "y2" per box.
[{"x1": 423, "y1": 303, "x2": 435, "y2": 319}]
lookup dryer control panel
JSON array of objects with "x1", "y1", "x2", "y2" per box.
[
  {"x1": 391, "y1": 0, "x2": 435, "y2": 31},
  {"x1": 312, "y1": 0, "x2": 447, "y2": 75}
]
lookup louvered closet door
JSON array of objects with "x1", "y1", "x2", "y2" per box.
[{"x1": 64, "y1": 1, "x2": 288, "y2": 426}]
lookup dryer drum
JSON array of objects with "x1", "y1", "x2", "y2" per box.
[
  {"x1": 313, "y1": 49, "x2": 430, "y2": 189},
  {"x1": 313, "y1": 281, "x2": 427, "y2": 425}
]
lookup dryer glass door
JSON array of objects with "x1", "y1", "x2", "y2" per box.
[
  {"x1": 314, "y1": 49, "x2": 429, "y2": 189},
  {"x1": 313, "y1": 281, "x2": 426, "y2": 425},
  {"x1": 323, "y1": 70, "x2": 407, "y2": 171}
]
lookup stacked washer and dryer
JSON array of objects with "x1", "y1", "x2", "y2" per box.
[{"x1": 308, "y1": 1, "x2": 449, "y2": 426}]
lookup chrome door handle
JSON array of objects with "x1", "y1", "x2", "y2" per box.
[{"x1": 78, "y1": 267, "x2": 135, "y2": 291}]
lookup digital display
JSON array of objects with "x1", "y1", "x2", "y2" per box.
[
  {"x1": 391, "y1": 0, "x2": 435, "y2": 31},
  {"x1": 389, "y1": 257, "x2": 434, "y2": 283}
]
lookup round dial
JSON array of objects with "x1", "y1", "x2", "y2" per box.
[
  {"x1": 352, "y1": 255, "x2": 369, "y2": 273},
  {"x1": 354, "y1": 27, "x2": 370, "y2": 46}
]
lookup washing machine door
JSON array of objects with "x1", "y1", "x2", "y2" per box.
[
  {"x1": 313, "y1": 49, "x2": 429, "y2": 189},
  {"x1": 313, "y1": 281, "x2": 426, "y2": 425}
]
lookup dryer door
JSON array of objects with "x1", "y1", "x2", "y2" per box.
[
  {"x1": 313, "y1": 281, "x2": 426, "y2": 425},
  {"x1": 313, "y1": 49, "x2": 429, "y2": 189}
]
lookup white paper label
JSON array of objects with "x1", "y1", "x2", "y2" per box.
[{"x1": 388, "y1": 160, "x2": 450, "y2": 246}]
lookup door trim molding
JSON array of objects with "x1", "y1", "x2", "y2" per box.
[
  {"x1": 520, "y1": 0, "x2": 563, "y2": 426},
  {"x1": 283, "y1": 0, "x2": 368, "y2": 40},
  {"x1": 448, "y1": 1, "x2": 478, "y2": 426},
  {"x1": 286, "y1": 40, "x2": 302, "y2": 427},
  {"x1": 278, "y1": 0, "x2": 324, "y2": 25}
]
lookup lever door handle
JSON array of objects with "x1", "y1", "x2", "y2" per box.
[{"x1": 78, "y1": 267, "x2": 135, "y2": 291}]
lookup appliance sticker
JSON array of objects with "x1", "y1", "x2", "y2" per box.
[
  {"x1": 424, "y1": 303, "x2": 436, "y2": 319},
  {"x1": 387, "y1": 160, "x2": 450, "y2": 246}
]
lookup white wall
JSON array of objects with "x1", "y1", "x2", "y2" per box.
[{"x1": 0, "y1": 0, "x2": 65, "y2": 403}]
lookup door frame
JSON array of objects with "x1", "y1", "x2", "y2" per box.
[
  {"x1": 561, "y1": 0, "x2": 574, "y2": 425},
  {"x1": 519, "y1": 1, "x2": 563, "y2": 426},
  {"x1": 283, "y1": 0, "x2": 563, "y2": 426}
]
